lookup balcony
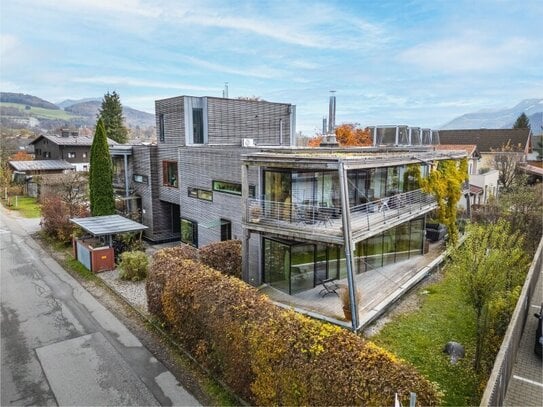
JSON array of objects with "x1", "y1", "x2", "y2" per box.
[{"x1": 245, "y1": 189, "x2": 436, "y2": 244}]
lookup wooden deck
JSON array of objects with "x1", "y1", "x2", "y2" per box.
[{"x1": 259, "y1": 241, "x2": 445, "y2": 330}]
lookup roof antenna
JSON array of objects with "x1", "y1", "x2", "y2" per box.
[{"x1": 223, "y1": 82, "x2": 229, "y2": 98}]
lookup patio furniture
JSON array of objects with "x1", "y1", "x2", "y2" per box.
[
  {"x1": 319, "y1": 278, "x2": 339, "y2": 297},
  {"x1": 426, "y1": 223, "x2": 447, "y2": 242}
]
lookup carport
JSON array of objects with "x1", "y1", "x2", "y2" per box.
[{"x1": 70, "y1": 215, "x2": 148, "y2": 273}]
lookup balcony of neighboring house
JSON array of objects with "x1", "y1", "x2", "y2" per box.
[{"x1": 245, "y1": 188, "x2": 437, "y2": 245}]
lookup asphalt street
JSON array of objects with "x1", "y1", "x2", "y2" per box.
[{"x1": 0, "y1": 207, "x2": 199, "y2": 406}]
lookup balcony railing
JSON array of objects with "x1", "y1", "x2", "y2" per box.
[{"x1": 246, "y1": 189, "x2": 436, "y2": 240}]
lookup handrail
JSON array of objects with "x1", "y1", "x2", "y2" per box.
[{"x1": 246, "y1": 189, "x2": 436, "y2": 233}]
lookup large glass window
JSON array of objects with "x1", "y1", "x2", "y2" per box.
[
  {"x1": 263, "y1": 238, "x2": 290, "y2": 293},
  {"x1": 212, "y1": 180, "x2": 242, "y2": 195},
  {"x1": 395, "y1": 223, "x2": 411, "y2": 262},
  {"x1": 193, "y1": 108, "x2": 204, "y2": 144},
  {"x1": 181, "y1": 218, "x2": 198, "y2": 247},
  {"x1": 220, "y1": 219, "x2": 231, "y2": 241},
  {"x1": 290, "y1": 244, "x2": 315, "y2": 293},
  {"x1": 162, "y1": 161, "x2": 178, "y2": 187},
  {"x1": 159, "y1": 114, "x2": 165, "y2": 142},
  {"x1": 382, "y1": 228, "x2": 396, "y2": 266},
  {"x1": 409, "y1": 218, "x2": 424, "y2": 256}
]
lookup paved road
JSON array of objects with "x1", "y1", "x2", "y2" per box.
[
  {"x1": 0, "y1": 208, "x2": 199, "y2": 406},
  {"x1": 504, "y1": 270, "x2": 543, "y2": 406}
]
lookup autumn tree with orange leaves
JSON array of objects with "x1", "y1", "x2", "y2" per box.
[
  {"x1": 9, "y1": 151, "x2": 33, "y2": 161},
  {"x1": 307, "y1": 123, "x2": 372, "y2": 147}
]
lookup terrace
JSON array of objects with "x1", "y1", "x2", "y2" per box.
[
  {"x1": 245, "y1": 188, "x2": 437, "y2": 244},
  {"x1": 259, "y1": 240, "x2": 445, "y2": 330}
]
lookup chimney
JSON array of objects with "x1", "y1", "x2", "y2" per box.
[
  {"x1": 328, "y1": 91, "x2": 336, "y2": 133},
  {"x1": 222, "y1": 82, "x2": 229, "y2": 98},
  {"x1": 322, "y1": 117, "x2": 327, "y2": 135}
]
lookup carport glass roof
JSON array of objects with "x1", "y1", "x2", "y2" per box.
[{"x1": 70, "y1": 215, "x2": 148, "y2": 236}]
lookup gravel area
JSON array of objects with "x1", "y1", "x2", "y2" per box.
[{"x1": 98, "y1": 269, "x2": 148, "y2": 313}]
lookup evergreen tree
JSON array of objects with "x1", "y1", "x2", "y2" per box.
[
  {"x1": 89, "y1": 118, "x2": 115, "y2": 216},
  {"x1": 512, "y1": 112, "x2": 530, "y2": 129},
  {"x1": 98, "y1": 91, "x2": 128, "y2": 144}
]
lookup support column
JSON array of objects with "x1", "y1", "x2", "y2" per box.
[
  {"x1": 123, "y1": 154, "x2": 130, "y2": 212},
  {"x1": 338, "y1": 161, "x2": 359, "y2": 331},
  {"x1": 241, "y1": 163, "x2": 250, "y2": 283}
]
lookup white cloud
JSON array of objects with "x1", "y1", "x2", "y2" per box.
[
  {"x1": 400, "y1": 35, "x2": 534, "y2": 73},
  {"x1": 0, "y1": 34, "x2": 19, "y2": 58},
  {"x1": 184, "y1": 56, "x2": 285, "y2": 79},
  {"x1": 71, "y1": 76, "x2": 219, "y2": 92}
]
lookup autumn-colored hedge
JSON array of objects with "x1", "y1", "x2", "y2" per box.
[
  {"x1": 199, "y1": 240, "x2": 242, "y2": 278},
  {"x1": 150, "y1": 249, "x2": 441, "y2": 406},
  {"x1": 145, "y1": 245, "x2": 199, "y2": 318}
]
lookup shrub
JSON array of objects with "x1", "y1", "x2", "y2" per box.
[
  {"x1": 145, "y1": 244, "x2": 199, "y2": 318},
  {"x1": 118, "y1": 251, "x2": 149, "y2": 281},
  {"x1": 152, "y1": 251, "x2": 441, "y2": 406},
  {"x1": 199, "y1": 240, "x2": 242, "y2": 278},
  {"x1": 40, "y1": 194, "x2": 88, "y2": 243}
]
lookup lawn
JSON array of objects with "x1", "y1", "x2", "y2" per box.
[
  {"x1": 0, "y1": 102, "x2": 80, "y2": 120},
  {"x1": 369, "y1": 268, "x2": 479, "y2": 406},
  {"x1": 1, "y1": 196, "x2": 41, "y2": 218}
]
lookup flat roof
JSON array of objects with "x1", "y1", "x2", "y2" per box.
[
  {"x1": 70, "y1": 215, "x2": 148, "y2": 236},
  {"x1": 242, "y1": 147, "x2": 467, "y2": 170},
  {"x1": 9, "y1": 160, "x2": 75, "y2": 171}
]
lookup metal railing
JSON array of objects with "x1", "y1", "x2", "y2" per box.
[
  {"x1": 246, "y1": 189, "x2": 436, "y2": 235},
  {"x1": 480, "y1": 236, "x2": 543, "y2": 406}
]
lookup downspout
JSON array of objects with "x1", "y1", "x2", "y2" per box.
[
  {"x1": 124, "y1": 154, "x2": 130, "y2": 212},
  {"x1": 338, "y1": 161, "x2": 359, "y2": 331}
]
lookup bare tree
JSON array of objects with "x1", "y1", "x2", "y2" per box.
[{"x1": 492, "y1": 141, "x2": 524, "y2": 190}]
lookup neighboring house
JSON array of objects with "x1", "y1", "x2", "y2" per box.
[
  {"x1": 8, "y1": 160, "x2": 75, "y2": 197},
  {"x1": 8, "y1": 159, "x2": 75, "y2": 175},
  {"x1": 439, "y1": 128, "x2": 532, "y2": 172},
  {"x1": 434, "y1": 144, "x2": 495, "y2": 206},
  {"x1": 30, "y1": 129, "x2": 118, "y2": 171}
]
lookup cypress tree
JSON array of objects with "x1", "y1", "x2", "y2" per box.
[
  {"x1": 98, "y1": 91, "x2": 128, "y2": 144},
  {"x1": 89, "y1": 118, "x2": 115, "y2": 216},
  {"x1": 513, "y1": 112, "x2": 530, "y2": 129}
]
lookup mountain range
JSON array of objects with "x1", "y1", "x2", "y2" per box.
[
  {"x1": 0, "y1": 92, "x2": 155, "y2": 131},
  {"x1": 440, "y1": 99, "x2": 543, "y2": 134}
]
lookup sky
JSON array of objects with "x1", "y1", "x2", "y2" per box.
[{"x1": 1, "y1": 0, "x2": 542, "y2": 135}]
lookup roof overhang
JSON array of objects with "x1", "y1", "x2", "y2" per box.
[{"x1": 70, "y1": 215, "x2": 147, "y2": 236}]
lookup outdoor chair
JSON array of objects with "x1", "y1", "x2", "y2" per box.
[{"x1": 319, "y1": 278, "x2": 339, "y2": 297}]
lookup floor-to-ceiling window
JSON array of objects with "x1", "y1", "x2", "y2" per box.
[{"x1": 263, "y1": 238, "x2": 290, "y2": 292}]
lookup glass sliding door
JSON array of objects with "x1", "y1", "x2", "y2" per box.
[
  {"x1": 264, "y1": 171, "x2": 292, "y2": 221},
  {"x1": 291, "y1": 244, "x2": 315, "y2": 293},
  {"x1": 409, "y1": 218, "x2": 424, "y2": 256},
  {"x1": 382, "y1": 228, "x2": 396, "y2": 266},
  {"x1": 263, "y1": 238, "x2": 290, "y2": 293},
  {"x1": 395, "y1": 223, "x2": 411, "y2": 261}
]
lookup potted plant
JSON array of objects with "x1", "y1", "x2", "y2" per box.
[
  {"x1": 339, "y1": 285, "x2": 361, "y2": 321},
  {"x1": 250, "y1": 205, "x2": 261, "y2": 222}
]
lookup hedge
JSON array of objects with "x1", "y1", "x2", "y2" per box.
[
  {"x1": 146, "y1": 245, "x2": 199, "y2": 318},
  {"x1": 199, "y1": 240, "x2": 242, "y2": 278},
  {"x1": 151, "y1": 250, "x2": 441, "y2": 406}
]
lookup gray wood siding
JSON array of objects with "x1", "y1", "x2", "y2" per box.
[
  {"x1": 155, "y1": 97, "x2": 185, "y2": 146},
  {"x1": 157, "y1": 145, "x2": 181, "y2": 204},
  {"x1": 178, "y1": 146, "x2": 259, "y2": 248},
  {"x1": 206, "y1": 97, "x2": 292, "y2": 145}
]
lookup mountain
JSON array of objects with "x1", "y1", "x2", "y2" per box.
[
  {"x1": 0, "y1": 92, "x2": 60, "y2": 110},
  {"x1": 56, "y1": 97, "x2": 101, "y2": 109},
  {"x1": 1, "y1": 93, "x2": 155, "y2": 132},
  {"x1": 65, "y1": 101, "x2": 155, "y2": 127},
  {"x1": 441, "y1": 99, "x2": 543, "y2": 134}
]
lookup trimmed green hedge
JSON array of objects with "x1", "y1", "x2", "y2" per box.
[{"x1": 149, "y1": 248, "x2": 441, "y2": 406}]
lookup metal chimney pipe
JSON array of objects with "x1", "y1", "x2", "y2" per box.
[
  {"x1": 322, "y1": 117, "x2": 327, "y2": 135},
  {"x1": 328, "y1": 91, "x2": 336, "y2": 133}
]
